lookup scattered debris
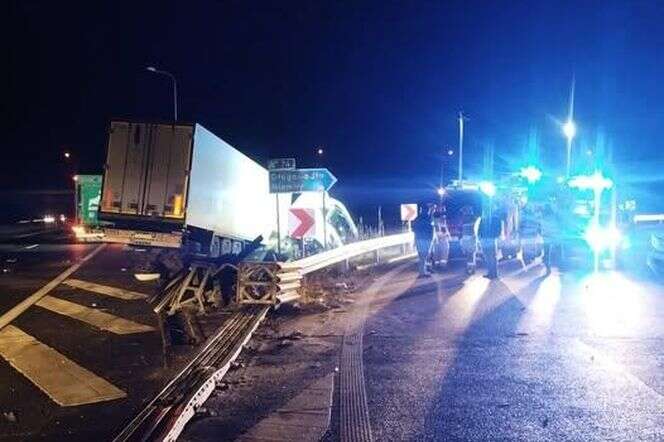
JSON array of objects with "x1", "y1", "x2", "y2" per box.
[
  {"x1": 3, "y1": 411, "x2": 16, "y2": 423},
  {"x1": 230, "y1": 361, "x2": 245, "y2": 370},
  {"x1": 310, "y1": 362, "x2": 322, "y2": 369},
  {"x1": 120, "y1": 268, "x2": 127, "y2": 272},
  {"x1": 135, "y1": 273, "x2": 160, "y2": 282},
  {"x1": 196, "y1": 407, "x2": 218, "y2": 417},
  {"x1": 280, "y1": 330, "x2": 305, "y2": 341},
  {"x1": 5, "y1": 258, "x2": 17, "y2": 263},
  {"x1": 278, "y1": 339, "x2": 293, "y2": 348},
  {"x1": 215, "y1": 382, "x2": 229, "y2": 391},
  {"x1": 542, "y1": 417, "x2": 549, "y2": 428}
]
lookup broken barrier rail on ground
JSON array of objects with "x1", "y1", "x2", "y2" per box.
[
  {"x1": 237, "y1": 232, "x2": 415, "y2": 305},
  {"x1": 115, "y1": 232, "x2": 414, "y2": 442}
]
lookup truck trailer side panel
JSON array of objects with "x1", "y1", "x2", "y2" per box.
[{"x1": 186, "y1": 124, "x2": 273, "y2": 242}]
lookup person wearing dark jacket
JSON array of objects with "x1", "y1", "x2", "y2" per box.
[
  {"x1": 413, "y1": 203, "x2": 434, "y2": 276},
  {"x1": 478, "y1": 204, "x2": 503, "y2": 279}
]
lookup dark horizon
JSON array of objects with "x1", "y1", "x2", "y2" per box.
[{"x1": 7, "y1": 1, "x2": 664, "y2": 214}]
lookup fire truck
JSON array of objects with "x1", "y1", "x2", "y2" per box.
[{"x1": 434, "y1": 180, "x2": 542, "y2": 274}]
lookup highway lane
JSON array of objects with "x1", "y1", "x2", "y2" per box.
[
  {"x1": 0, "y1": 242, "x2": 183, "y2": 441},
  {"x1": 360, "y1": 261, "x2": 664, "y2": 441},
  {"x1": 177, "y1": 255, "x2": 663, "y2": 441}
]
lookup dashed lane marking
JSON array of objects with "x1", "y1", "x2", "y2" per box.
[
  {"x1": 35, "y1": 296, "x2": 155, "y2": 335},
  {"x1": 0, "y1": 325, "x2": 126, "y2": 406},
  {"x1": 63, "y1": 278, "x2": 149, "y2": 301},
  {"x1": 0, "y1": 243, "x2": 106, "y2": 331}
]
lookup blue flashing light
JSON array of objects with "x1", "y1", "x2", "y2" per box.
[
  {"x1": 519, "y1": 166, "x2": 542, "y2": 183},
  {"x1": 479, "y1": 181, "x2": 496, "y2": 197},
  {"x1": 585, "y1": 224, "x2": 622, "y2": 252},
  {"x1": 569, "y1": 171, "x2": 613, "y2": 191}
]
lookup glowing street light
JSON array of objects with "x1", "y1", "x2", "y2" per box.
[
  {"x1": 437, "y1": 187, "x2": 446, "y2": 197},
  {"x1": 63, "y1": 151, "x2": 71, "y2": 159},
  {"x1": 562, "y1": 119, "x2": 577, "y2": 178},
  {"x1": 317, "y1": 147, "x2": 324, "y2": 156},
  {"x1": 562, "y1": 120, "x2": 576, "y2": 140}
]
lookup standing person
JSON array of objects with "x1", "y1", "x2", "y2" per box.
[
  {"x1": 431, "y1": 205, "x2": 450, "y2": 269},
  {"x1": 413, "y1": 202, "x2": 434, "y2": 277},
  {"x1": 540, "y1": 203, "x2": 559, "y2": 275},
  {"x1": 478, "y1": 201, "x2": 503, "y2": 279}
]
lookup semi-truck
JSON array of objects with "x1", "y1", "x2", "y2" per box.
[{"x1": 98, "y1": 121, "x2": 278, "y2": 257}]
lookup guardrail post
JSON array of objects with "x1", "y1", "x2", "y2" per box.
[{"x1": 374, "y1": 248, "x2": 381, "y2": 264}]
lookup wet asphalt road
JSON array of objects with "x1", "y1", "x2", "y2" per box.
[
  {"x1": 361, "y1": 261, "x2": 664, "y2": 441},
  {"x1": 0, "y1": 242, "x2": 178, "y2": 441}
]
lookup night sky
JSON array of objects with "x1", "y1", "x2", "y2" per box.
[{"x1": 6, "y1": 1, "x2": 664, "y2": 216}]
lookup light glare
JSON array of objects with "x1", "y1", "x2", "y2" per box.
[
  {"x1": 519, "y1": 166, "x2": 542, "y2": 183},
  {"x1": 563, "y1": 120, "x2": 576, "y2": 139},
  {"x1": 479, "y1": 181, "x2": 496, "y2": 197}
]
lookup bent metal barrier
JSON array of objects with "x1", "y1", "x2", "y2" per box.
[
  {"x1": 236, "y1": 232, "x2": 415, "y2": 305},
  {"x1": 116, "y1": 233, "x2": 414, "y2": 442}
]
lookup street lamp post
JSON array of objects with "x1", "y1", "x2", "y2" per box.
[
  {"x1": 147, "y1": 66, "x2": 178, "y2": 121},
  {"x1": 458, "y1": 111, "x2": 464, "y2": 185},
  {"x1": 563, "y1": 76, "x2": 576, "y2": 177},
  {"x1": 563, "y1": 119, "x2": 576, "y2": 177}
]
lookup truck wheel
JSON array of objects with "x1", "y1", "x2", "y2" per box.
[{"x1": 209, "y1": 235, "x2": 221, "y2": 258}]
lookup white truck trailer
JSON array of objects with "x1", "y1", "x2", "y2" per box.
[{"x1": 99, "y1": 121, "x2": 276, "y2": 257}]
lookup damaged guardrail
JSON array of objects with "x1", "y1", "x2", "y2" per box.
[{"x1": 236, "y1": 232, "x2": 414, "y2": 305}]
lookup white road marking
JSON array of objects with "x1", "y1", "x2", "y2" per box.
[
  {"x1": 0, "y1": 244, "x2": 106, "y2": 331},
  {"x1": 63, "y1": 278, "x2": 148, "y2": 301},
  {"x1": 24, "y1": 244, "x2": 39, "y2": 250},
  {"x1": 0, "y1": 325, "x2": 126, "y2": 406},
  {"x1": 35, "y1": 296, "x2": 154, "y2": 334}
]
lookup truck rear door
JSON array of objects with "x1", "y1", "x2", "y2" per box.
[
  {"x1": 101, "y1": 122, "x2": 148, "y2": 215},
  {"x1": 100, "y1": 122, "x2": 192, "y2": 218},
  {"x1": 143, "y1": 124, "x2": 192, "y2": 219}
]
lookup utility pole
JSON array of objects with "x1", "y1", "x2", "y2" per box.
[{"x1": 458, "y1": 111, "x2": 465, "y2": 185}]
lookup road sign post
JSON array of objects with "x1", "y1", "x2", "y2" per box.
[
  {"x1": 269, "y1": 159, "x2": 298, "y2": 255},
  {"x1": 275, "y1": 194, "x2": 281, "y2": 255},
  {"x1": 322, "y1": 191, "x2": 327, "y2": 249}
]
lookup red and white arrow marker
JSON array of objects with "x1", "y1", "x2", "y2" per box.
[
  {"x1": 400, "y1": 203, "x2": 418, "y2": 222},
  {"x1": 289, "y1": 208, "x2": 316, "y2": 239}
]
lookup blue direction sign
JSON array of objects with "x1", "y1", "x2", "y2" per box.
[{"x1": 269, "y1": 168, "x2": 337, "y2": 194}]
